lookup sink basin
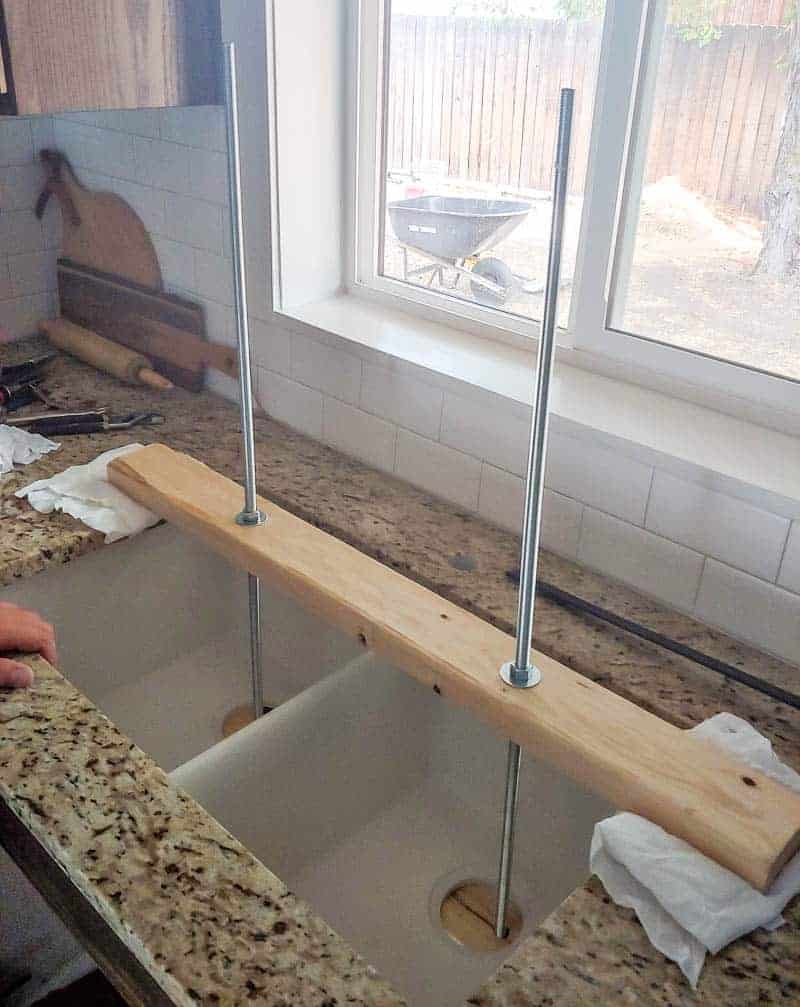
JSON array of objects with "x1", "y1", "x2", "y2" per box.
[
  {"x1": 2, "y1": 523, "x2": 610, "y2": 1005},
  {"x1": 1, "y1": 524, "x2": 361, "y2": 1004},
  {"x1": 173, "y1": 655, "x2": 612, "y2": 1006}
]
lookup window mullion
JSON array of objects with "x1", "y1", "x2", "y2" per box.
[{"x1": 569, "y1": 0, "x2": 648, "y2": 352}]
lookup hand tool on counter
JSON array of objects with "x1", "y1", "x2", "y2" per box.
[
  {"x1": 0, "y1": 355, "x2": 56, "y2": 414},
  {"x1": 6, "y1": 410, "x2": 165, "y2": 437},
  {"x1": 40, "y1": 319, "x2": 174, "y2": 390},
  {"x1": 36, "y1": 149, "x2": 163, "y2": 290},
  {"x1": 0, "y1": 353, "x2": 57, "y2": 386}
]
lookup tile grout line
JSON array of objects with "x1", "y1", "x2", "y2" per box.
[{"x1": 774, "y1": 521, "x2": 794, "y2": 588}]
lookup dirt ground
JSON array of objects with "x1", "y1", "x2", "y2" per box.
[{"x1": 383, "y1": 174, "x2": 800, "y2": 382}]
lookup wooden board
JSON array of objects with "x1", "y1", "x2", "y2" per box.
[
  {"x1": 58, "y1": 260, "x2": 207, "y2": 392},
  {"x1": 3, "y1": 0, "x2": 220, "y2": 116},
  {"x1": 108, "y1": 444, "x2": 800, "y2": 894},
  {"x1": 38, "y1": 151, "x2": 163, "y2": 290}
]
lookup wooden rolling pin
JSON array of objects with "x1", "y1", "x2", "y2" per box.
[{"x1": 40, "y1": 319, "x2": 173, "y2": 390}]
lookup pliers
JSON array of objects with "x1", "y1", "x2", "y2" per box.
[{"x1": 5, "y1": 410, "x2": 165, "y2": 437}]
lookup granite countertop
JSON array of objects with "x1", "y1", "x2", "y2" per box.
[{"x1": 1, "y1": 338, "x2": 798, "y2": 1006}]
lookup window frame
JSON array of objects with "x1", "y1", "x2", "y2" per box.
[{"x1": 343, "y1": 0, "x2": 800, "y2": 417}]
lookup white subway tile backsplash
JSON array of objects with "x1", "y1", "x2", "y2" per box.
[
  {"x1": 1, "y1": 165, "x2": 43, "y2": 210},
  {"x1": 695, "y1": 559, "x2": 800, "y2": 666},
  {"x1": 92, "y1": 108, "x2": 161, "y2": 138},
  {"x1": 29, "y1": 117, "x2": 54, "y2": 152},
  {"x1": 163, "y1": 193, "x2": 223, "y2": 254},
  {"x1": 291, "y1": 332, "x2": 362, "y2": 405},
  {"x1": 133, "y1": 136, "x2": 191, "y2": 193},
  {"x1": 53, "y1": 119, "x2": 136, "y2": 180},
  {"x1": 578, "y1": 508, "x2": 704, "y2": 611},
  {"x1": 441, "y1": 392, "x2": 530, "y2": 476},
  {"x1": 188, "y1": 149, "x2": 229, "y2": 205},
  {"x1": 396, "y1": 430, "x2": 482, "y2": 512},
  {"x1": 243, "y1": 253, "x2": 271, "y2": 321},
  {"x1": 546, "y1": 432, "x2": 654, "y2": 526},
  {"x1": 193, "y1": 249, "x2": 234, "y2": 306},
  {"x1": 80, "y1": 170, "x2": 167, "y2": 235},
  {"x1": 0, "y1": 211, "x2": 50, "y2": 255},
  {"x1": 160, "y1": 107, "x2": 227, "y2": 151},
  {"x1": 55, "y1": 111, "x2": 103, "y2": 127},
  {"x1": 778, "y1": 523, "x2": 800, "y2": 595},
  {"x1": 204, "y1": 367, "x2": 240, "y2": 403},
  {"x1": 323, "y1": 396, "x2": 397, "y2": 473},
  {"x1": 477, "y1": 463, "x2": 583, "y2": 558},
  {"x1": 151, "y1": 236, "x2": 195, "y2": 292},
  {"x1": 645, "y1": 470, "x2": 790, "y2": 582},
  {"x1": 478, "y1": 463, "x2": 523, "y2": 532},
  {"x1": 0, "y1": 292, "x2": 57, "y2": 339},
  {"x1": 360, "y1": 363, "x2": 443, "y2": 439},
  {"x1": 196, "y1": 298, "x2": 234, "y2": 346},
  {"x1": 477, "y1": 463, "x2": 584, "y2": 559},
  {"x1": 0, "y1": 120, "x2": 33, "y2": 166},
  {"x1": 258, "y1": 367, "x2": 323, "y2": 440},
  {"x1": 7, "y1": 251, "x2": 56, "y2": 297},
  {"x1": 249, "y1": 320, "x2": 291, "y2": 377},
  {"x1": 542, "y1": 491, "x2": 584, "y2": 559}
]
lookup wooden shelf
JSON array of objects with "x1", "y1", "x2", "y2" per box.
[
  {"x1": 109, "y1": 443, "x2": 800, "y2": 894},
  {"x1": 2, "y1": 0, "x2": 220, "y2": 116}
]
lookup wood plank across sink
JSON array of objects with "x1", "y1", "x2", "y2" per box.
[{"x1": 109, "y1": 443, "x2": 800, "y2": 894}]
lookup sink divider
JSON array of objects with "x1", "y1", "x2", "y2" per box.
[{"x1": 109, "y1": 442, "x2": 800, "y2": 895}]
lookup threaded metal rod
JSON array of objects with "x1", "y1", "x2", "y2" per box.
[
  {"x1": 223, "y1": 42, "x2": 267, "y2": 720},
  {"x1": 495, "y1": 88, "x2": 575, "y2": 939},
  {"x1": 224, "y1": 42, "x2": 265, "y2": 528}
]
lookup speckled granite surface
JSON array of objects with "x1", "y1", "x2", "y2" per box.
[
  {"x1": 0, "y1": 656, "x2": 404, "y2": 1007},
  {"x1": 1, "y1": 339, "x2": 798, "y2": 1005}
]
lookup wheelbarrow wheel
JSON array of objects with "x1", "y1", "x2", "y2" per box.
[{"x1": 470, "y1": 257, "x2": 513, "y2": 307}]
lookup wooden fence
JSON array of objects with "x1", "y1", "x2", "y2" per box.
[{"x1": 386, "y1": 15, "x2": 791, "y2": 217}]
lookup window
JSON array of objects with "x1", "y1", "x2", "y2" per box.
[
  {"x1": 355, "y1": 0, "x2": 607, "y2": 337},
  {"x1": 271, "y1": 0, "x2": 800, "y2": 418},
  {"x1": 607, "y1": 1, "x2": 800, "y2": 382}
]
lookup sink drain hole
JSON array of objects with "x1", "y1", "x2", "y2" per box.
[{"x1": 439, "y1": 880, "x2": 522, "y2": 952}]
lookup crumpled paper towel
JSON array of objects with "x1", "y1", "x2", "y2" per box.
[
  {"x1": 0, "y1": 423, "x2": 59, "y2": 474},
  {"x1": 16, "y1": 443, "x2": 159, "y2": 544},
  {"x1": 591, "y1": 713, "x2": 800, "y2": 987}
]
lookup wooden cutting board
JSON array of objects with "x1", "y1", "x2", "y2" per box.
[
  {"x1": 36, "y1": 149, "x2": 163, "y2": 290},
  {"x1": 58, "y1": 260, "x2": 237, "y2": 392}
]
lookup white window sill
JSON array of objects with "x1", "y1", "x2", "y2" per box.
[{"x1": 280, "y1": 293, "x2": 800, "y2": 517}]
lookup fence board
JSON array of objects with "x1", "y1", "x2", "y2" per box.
[
  {"x1": 750, "y1": 30, "x2": 786, "y2": 211},
  {"x1": 720, "y1": 25, "x2": 761, "y2": 203},
  {"x1": 384, "y1": 16, "x2": 791, "y2": 218},
  {"x1": 709, "y1": 24, "x2": 749, "y2": 200},
  {"x1": 731, "y1": 26, "x2": 769, "y2": 211}
]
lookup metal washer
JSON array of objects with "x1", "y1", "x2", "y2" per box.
[{"x1": 499, "y1": 661, "x2": 541, "y2": 689}]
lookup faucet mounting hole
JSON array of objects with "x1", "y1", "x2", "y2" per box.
[{"x1": 439, "y1": 880, "x2": 522, "y2": 952}]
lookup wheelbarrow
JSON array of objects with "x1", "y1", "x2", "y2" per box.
[{"x1": 387, "y1": 195, "x2": 531, "y2": 306}]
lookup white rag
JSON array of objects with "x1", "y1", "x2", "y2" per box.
[
  {"x1": 0, "y1": 423, "x2": 59, "y2": 474},
  {"x1": 591, "y1": 712, "x2": 800, "y2": 987},
  {"x1": 16, "y1": 443, "x2": 159, "y2": 544}
]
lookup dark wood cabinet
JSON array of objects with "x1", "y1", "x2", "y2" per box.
[{"x1": 0, "y1": 0, "x2": 221, "y2": 116}]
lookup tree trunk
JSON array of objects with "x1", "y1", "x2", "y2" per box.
[{"x1": 756, "y1": 21, "x2": 800, "y2": 281}]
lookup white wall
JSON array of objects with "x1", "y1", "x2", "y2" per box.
[
  {"x1": 0, "y1": 117, "x2": 60, "y2": 341},
  {"x1": 5, "y1": 22, "x2": 799, "y2": 668}
]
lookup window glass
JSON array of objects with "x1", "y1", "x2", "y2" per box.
[
  {"x1": 379, "y1": 1, "x2": 606, "y2": 326},
  {"x1": 609, "y1": 2, "x2": 800, "y2": 380}
]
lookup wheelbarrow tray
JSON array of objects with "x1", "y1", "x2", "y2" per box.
[{"x1": 387, "y1": 195, "x2": 530, "y2": 261}]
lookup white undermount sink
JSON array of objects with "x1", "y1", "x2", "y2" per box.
[
  {"x1": 2, "y1": 524, "x2": 610, "y2": 1006},
  {"x1": 173, "y1": 655, "x2": 611, "y2": 1006}
]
